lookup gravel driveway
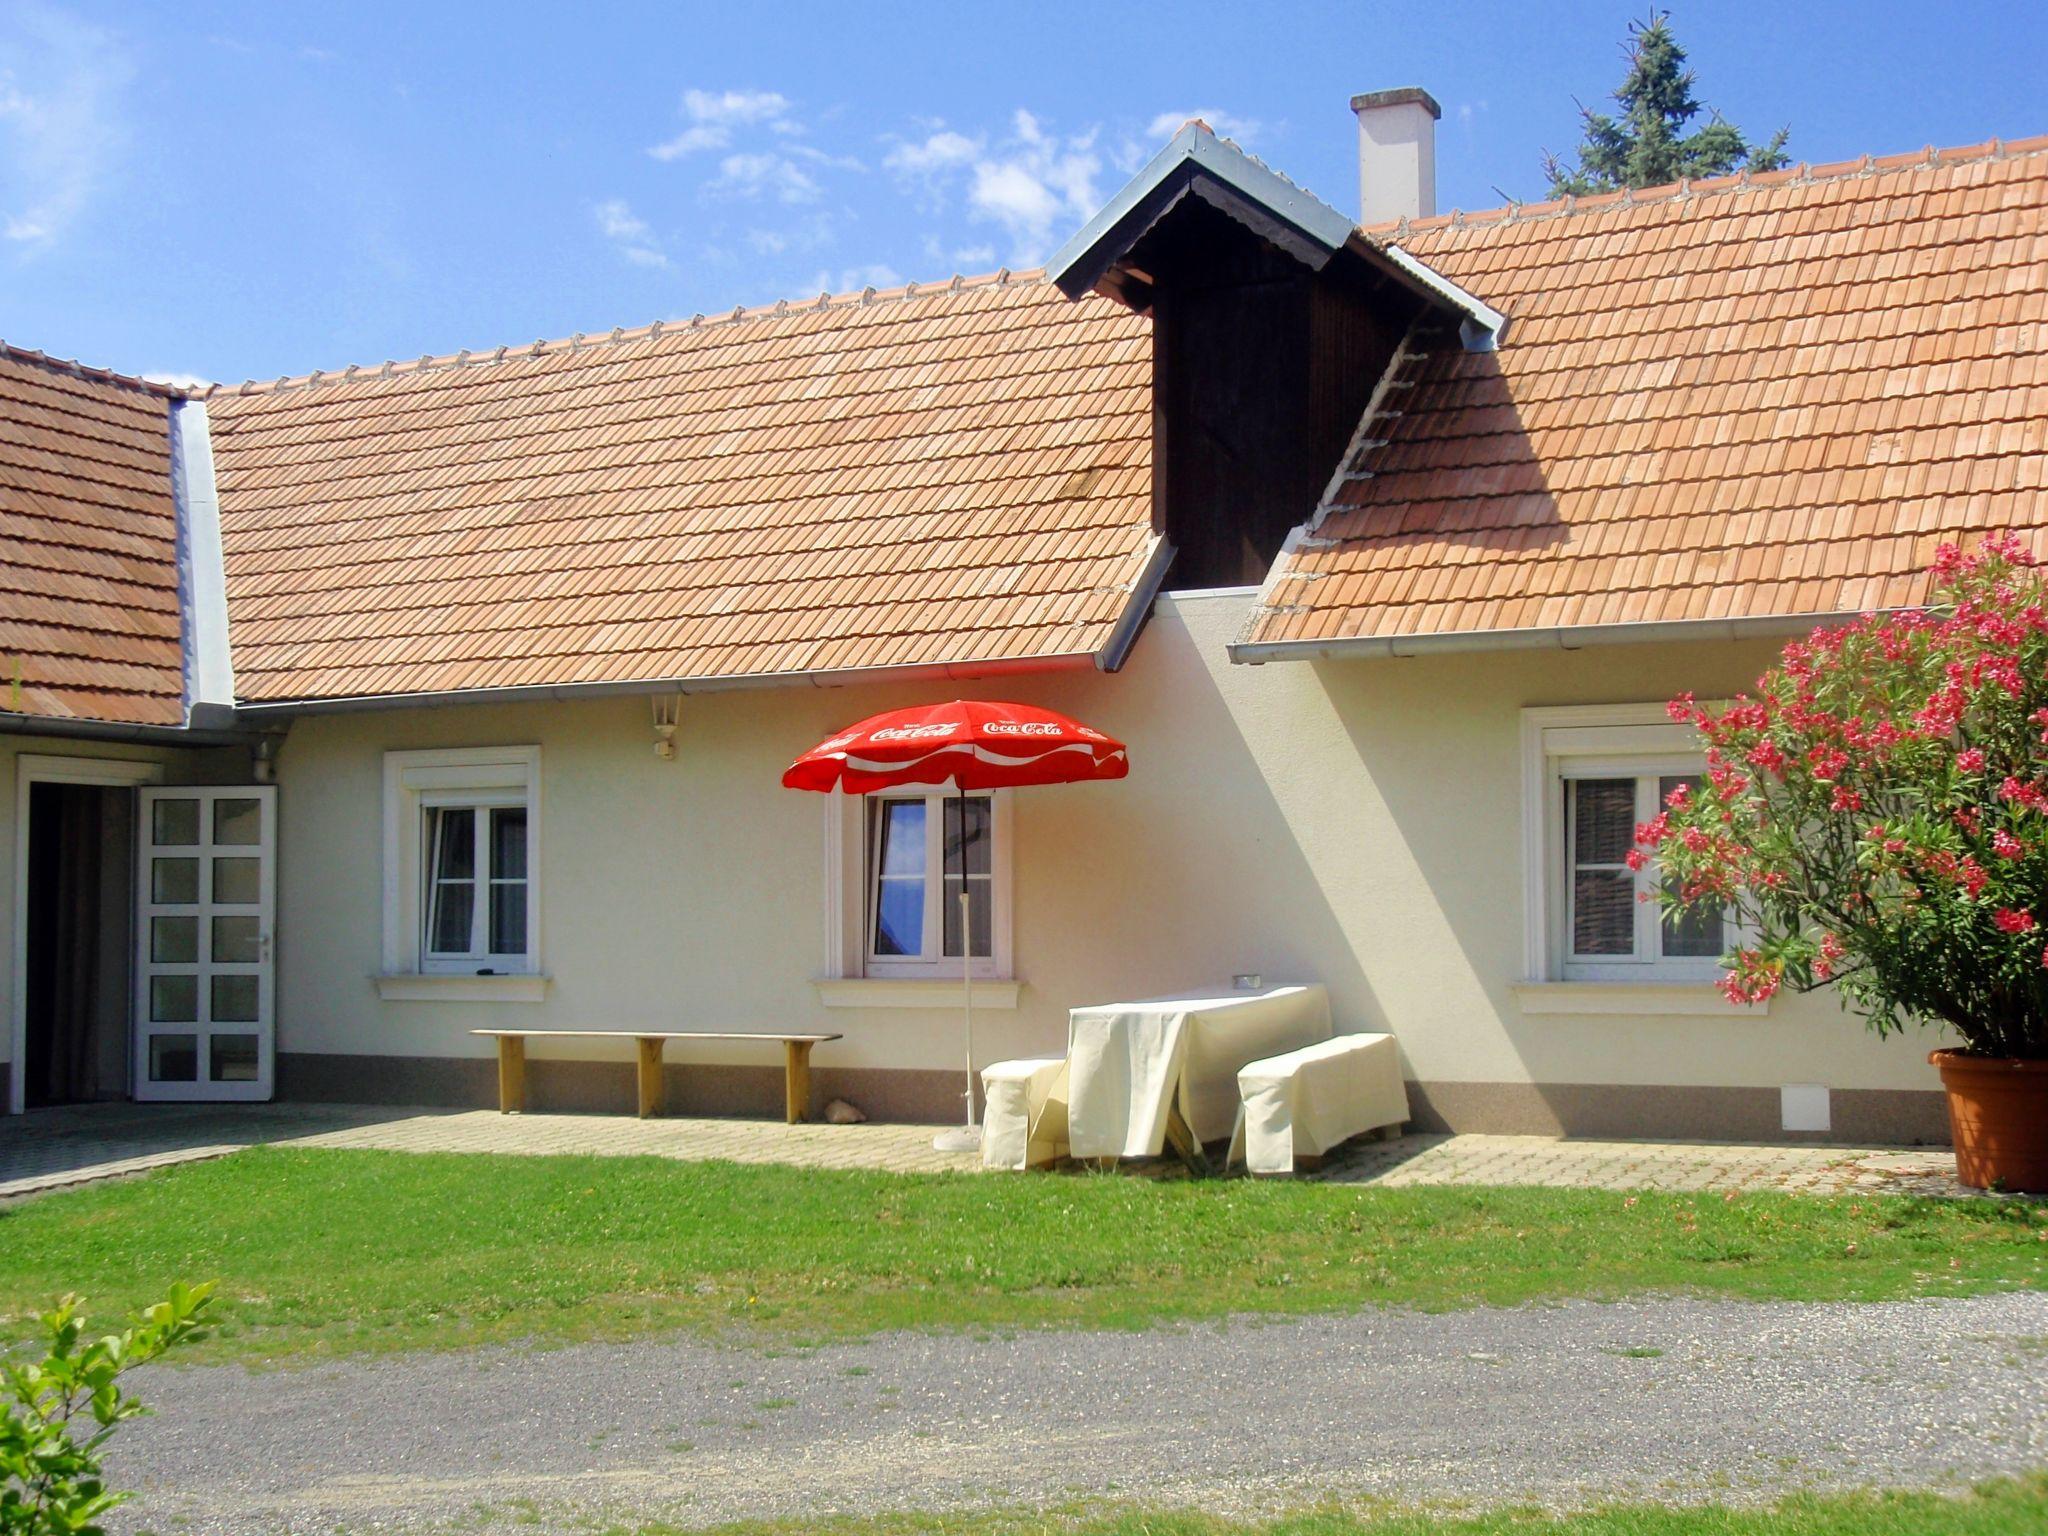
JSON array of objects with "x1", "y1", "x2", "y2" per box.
[{"x1": 108, "y1": 1292, "x2": 2048, "y2": 1533}]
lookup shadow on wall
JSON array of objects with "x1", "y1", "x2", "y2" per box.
[{"x1": 1023, "y1": 600, "x2": 1393, "y2": 1045}]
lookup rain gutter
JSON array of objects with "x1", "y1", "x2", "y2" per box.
[
  {"x1": 229, "y1": 650, "x2": 1107, "y2": 718},
  {"x1": 1227, "y1": 610, "x2": 1883, "y2": 665},
  {"x1": 0, "y1": 711, "x2": 250, "y2": 747}
]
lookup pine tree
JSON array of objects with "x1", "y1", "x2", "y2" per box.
[{"x1": 1543, "y1": 10, "x2": 1790, "y2": 196}]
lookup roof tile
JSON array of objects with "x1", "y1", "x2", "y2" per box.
[{"x1": 1246, "y1": 141, "x2": 2048, "y2": 646}]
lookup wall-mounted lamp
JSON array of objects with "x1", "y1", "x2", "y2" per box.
[
  {"x1": 251, "y1": 734, "x2": 280, "y2": 784},
  {"x1": 652, "y1": 695, "x2": 681, "y2": 760}
]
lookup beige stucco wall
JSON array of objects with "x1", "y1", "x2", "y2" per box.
[{"x1": 264, "y1": 591, "x2": 1947, "y2": 1125}]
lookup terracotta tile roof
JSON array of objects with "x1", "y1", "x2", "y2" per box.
[
  {"x1": 1243, "y1": 137, "x2": 2048, "y2": 649},
  {"x1": 205, "y1": 272, "x2": 1155, "y2": 704},
  {"x1": 0, "y1": 345, "x2": 186, "y2": 725}
]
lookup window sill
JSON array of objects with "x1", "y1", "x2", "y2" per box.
[
  {"x1": 374, "y1": 973, "x2": 550, "y2": 1003},
  {"x1": 812, "y1": 978, "x2": 1022, "y2": 1010},
  {"x1": 1512, "y1": 982, "x2": 1766, "y2": 1018}
]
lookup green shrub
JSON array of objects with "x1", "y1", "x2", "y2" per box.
[{"x1": 1, "y1": 1282, "x2": 211, "y2": 1534}]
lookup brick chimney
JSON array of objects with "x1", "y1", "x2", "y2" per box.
[{"x1": 1351, "y1": 87, "x2": 1440, "y2": 225}]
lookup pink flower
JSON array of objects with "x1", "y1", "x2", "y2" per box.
[
  {"x1": 1994, "y1": 908, "x2": 2037, "y2": 934},
  {"x1": 1830, "y1": 785, "x2": 1864, "y2": 812},
  {"x1": 1624, "y1": 848, "x2": 1649, "y2": 871},
  {"x1": 1957, "y1": 748, "x2": 1987, "y2": 773},
  {"x1": 1993, "y1": 829, "x2": 2025, "y2": 860}
]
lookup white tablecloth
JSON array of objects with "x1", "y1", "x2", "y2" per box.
[{"x1": 1065, "y1": 984, "x2": 1331, "y2": 1158}]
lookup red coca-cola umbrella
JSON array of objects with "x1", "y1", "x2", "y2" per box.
[{"x1": 784, "y1": 700, "x2": 1128, "y2": 1150}]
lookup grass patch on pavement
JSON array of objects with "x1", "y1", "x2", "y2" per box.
[
  {"x1": 599, "y1": 1477, "x2": 2048, "y2": 1536},
  {"x1": 0, "y1": 1146, "x2": 2041, "y2": 1362}
]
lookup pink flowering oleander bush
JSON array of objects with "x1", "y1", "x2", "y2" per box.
[{"x1": 1644, "y1": 535, "x2": 2048, "y2": 1059}]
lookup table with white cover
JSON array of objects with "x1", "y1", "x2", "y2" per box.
[{"x1": 1064, "y1": 984, "x2": 1331, "y2": 1161}]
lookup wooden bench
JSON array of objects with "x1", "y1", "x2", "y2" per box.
[{"x1": 470, "y1": 1030, "x2": 842, "y2": 1123}]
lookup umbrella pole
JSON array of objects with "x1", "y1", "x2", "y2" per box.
[{"x1": 932, "y1": 788, "x2": 981, "y2": 1154}]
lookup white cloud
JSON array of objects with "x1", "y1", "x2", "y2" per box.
[
  {"x1": 594, "y1": 198, "x2": 668, "y2": 268},
  {"x1": 885, "y1": 128, "x2": 982, "y2": 179},
  {"x1": 807, "y1": 262, "x2": 903, "y2": 296},
  {"x1": 963, "y1": 111, "x2": 1100, "y2": 262},
  {"x1": 0, "y1": 5, "x2": 133, "y2": 251},
  {"x1": 882, "y1": 109, "x2": 1101, "y2": 266},
  {"x1": 649, "y1": 88, "x2": 794, "y2": 159},
  {"x1": 1143, "y1": 108, "x2": 1259, "y2": 144},
  {"x1": 708, "y1": 150, "x2": 819, "y2": 205},
  {"x1": 140, "y1": 370, "x2": 211, "y2": 390}
]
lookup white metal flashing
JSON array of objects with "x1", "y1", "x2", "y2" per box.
[
  {"x1": 1229, "y1": 609, "x2": 1886, "y2": 666},
  {"x1": 168, "y1": 399, "x2": 237, "y2": 726},
  {"x1": 1378, "y1": 244, "x2": 1508, "y2": 349},
  {"x1": 1094, "y1": 533, "x2": 1174, "y2": 672}
]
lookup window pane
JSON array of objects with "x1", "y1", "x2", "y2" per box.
[
  {"x1": 149, "y1": 1034, "x2": 198, "y2": 1082},
  {"x1": 1572, "y1": 778, "x2": 1636, "y2": 865},
  {"x1": 1572, "y1": 869, "x2": 1636, "y2": 956},
  {"x1": 430, "y1": 807, "x2": 476, "y2": 880},
  {"x1": 211, "y1": 914, "x2": 260, "y2": 964},
  {"x1": 1655, "y1": 777, "x2": 1724, "y2": 957},
  {"x1": 211, "y1": 974, "x2": 259, "y2": 1023},
  {"x1": 212, "y1": 856, "x2": 260, "y2": 904},
  {"x1": 210, "y1": 1034, "x2": 260, "y2": 1082},
  {"x1": 490, "y1": 807, "x2": 527, "y2": 881},
  {"x1": 870, "y1": 799, "x2": 927, "y2": 957},
  {"x1": 427, "y1": 883, "x2": 475, "y2": 954},
  {"x1": 212, "y1": 797, "x2": 262, "y2": 846},
  {"x1": 151, "y1": 798, "x2": 200, "y2": 847},
  {"x1": 942, "y1": 878, "x2": 993, "y2": 958},
  {"x1": 875, "y1": 800, "x2": 925, "y2": 876},
  {"x1": 873, "y1": 880, "x2": 923, "y2": 957},
  {"x1": 489, "y1": 883, "x2": 527, "y2": 955},
  {"x1": 151, "y1": 915, "x2": 197, "y2": 964},
  {"x1": 944, "y1": 796, "x2": 992, "y2": 877},
  {"x1": 150, "y1": 974, "x2": 197, "y2": 1023},
  {"x1": 1662, "y1": 900, "x2": 1725, "y2": 959},
  {"x1": 152, "y1": 857, "x2": 199, "y2": 905}
]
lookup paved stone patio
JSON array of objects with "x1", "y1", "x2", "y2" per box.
[{"x1": 0, "y1": 1099, "x2": 1980, "y2": 1201}]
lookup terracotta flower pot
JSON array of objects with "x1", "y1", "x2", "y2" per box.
[{"x1": 1930, "y1": 1049, "x2": 2048, "y2": 1193}]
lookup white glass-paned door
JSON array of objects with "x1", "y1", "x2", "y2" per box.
[{"x1": 133, "y1": 787, "x2": 276, "y2": 1101}]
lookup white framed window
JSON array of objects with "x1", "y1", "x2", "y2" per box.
[
  {"x1": 382, "y1": 747, "x2": 539, "y2": 978},
  {"x1": 1520, "y1": 705, "x2": 1729, "y2": 984},
  {"x1": 825, "y1": 786, "x2": 1012, "y2": 981}
]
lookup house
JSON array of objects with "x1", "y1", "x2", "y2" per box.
[{"x1": 5, "y1": 89, "x2": 2044, "y2": 1140}]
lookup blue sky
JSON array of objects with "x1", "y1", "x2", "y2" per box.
[{"x1": 4, "y1": 0, "x2": 2044, "y2": 385}]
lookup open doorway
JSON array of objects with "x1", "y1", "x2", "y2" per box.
[
  {"x1": 10, "y1": 754, "x2": 163, "y2": 1114},
  {"x1": 22, "y1": 781, "x2": 136, "y2": 1107}
]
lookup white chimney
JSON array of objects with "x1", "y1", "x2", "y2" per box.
[{"x1": 1351, "y1": 87, "x2": 1440, "y2": 225}]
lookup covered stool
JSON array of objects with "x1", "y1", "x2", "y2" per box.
[
  {"x1": 1227, "y1": 1033, "x2": 1408, "y2": 1174},
  {"x1": 980, "y1": 1057, "x2": 1070, "y2": 1169}
]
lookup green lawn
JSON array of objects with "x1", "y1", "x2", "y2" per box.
[
  {"x1": 601, "y1": 1479, "x2": 2048, "y2": 1536},
  {"x1": 1, "y1": 1146, "x2": 2041, "y2": 1363}
]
